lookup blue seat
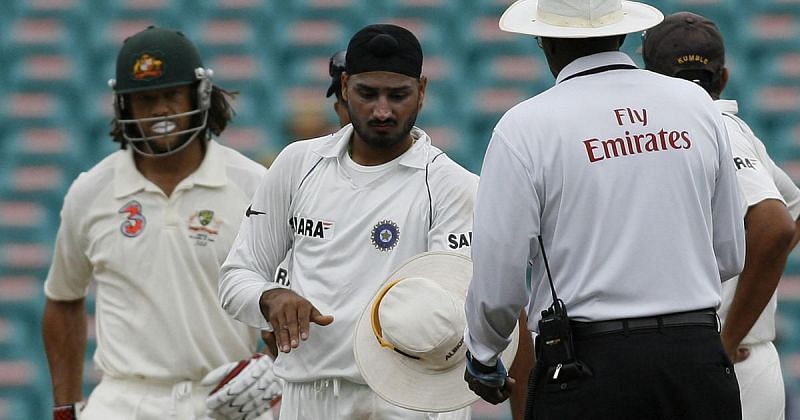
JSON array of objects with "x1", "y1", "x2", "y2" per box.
[
  {"x1": 217, "y1": 123, "x2": 277, "y2": 164},
  {"x1": 0, "y1": 197, "x2": 52, "y2": 244},
  {"x1": 274, "y1": 18, "x2": 355, "y2": 58},
  {"x1": 279, "y1": 0, "x2": 367, "y2": 22},
  {"x1": 461, "y1": 11, "x2": 536, "y2": 57},
  {"x1": 474, "y1": 50, "x2": 551, "y2": 94},
  {"x1": 1, "y1": 87, "x2": 75, "y2": 127},
  {"x1": 1, "y1": 16, "x2": 83, "y2": 54},
  {"x1": 3, "y1": 123, "x2": 87, "y2": 169},
  {"x1": 0, "y1": 391, "x2": 36, "y2": 420},
  {"x1": 285, "y1": 51, "x2": 335, "y2": 89},
  {"x1": 748, "y1": 82, "x2": 800, "y2": 120},
  {"x1": 197, "y1": 0, "x2": 272, "y2": 19},
  {"x1": 0, "y1": 240, "x2": 53, "y2": 278},
  {"x1": 0, "y1": 274, "x2": 45, "y2": 321},
  {"x1": 757, "y1": 50, "x2": 800, "y2": 84},
  {"x1": 380, "y1": 0, "x2": 458, "y2": 16},
  {"x1": 189, "y1": 16, "x2": 268, "y2": 55},
  {"x1": 6, "y1": 0, "x2": 88, "y2": 16},
  {"x1": 741, "y1": 12, "x2": 800, "y2": 53},
  {"x1": 0, "y1": 306, "x2": 40, "y2": 359},
  {"x1": 0, "y1": 156, "x2": 73, "y2": 211},
  {"x1": 99, "y1": 0, "x2": 186, "y2": 18}
]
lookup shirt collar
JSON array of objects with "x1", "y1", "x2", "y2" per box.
[
  {"x1": 555, "y1": 51, "x2": 638, "y2": 85},
  {"x1": 113, "y1": 139, "x2": 227, "y2": 199},
  {"x1": 714, "y1": 99, "x2": 738, "y2": 114},
  {"x1": 311, "y1": 124, "x2": 432, "y2": 170}
]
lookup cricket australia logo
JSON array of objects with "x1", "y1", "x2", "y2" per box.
[
  {"x1": 371, "y1": 220, "x2": 400, "y2": 252},
  {"x1": 188, "y1": 209, "x2": 221, "y2": 246}
]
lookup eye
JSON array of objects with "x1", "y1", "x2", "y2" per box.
[
  {"x1": 166, "y1": 90, "x2": 182, "y2": 100},
  {"x1": 357, "y1": 89, "x2": 377, "y2": 100},
  {"x1": 390, "y1": 92, "x2": 409, "y2": 101}
]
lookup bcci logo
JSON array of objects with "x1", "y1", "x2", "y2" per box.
[{"x1": 371, "y1": 220, "x2": 400, "y2": 252}]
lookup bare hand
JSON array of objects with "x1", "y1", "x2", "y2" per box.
[
  {"x1": 733, "y1": 347, "x2": 750, "y2": 363},
  {"x1": 260, "y1": 289, "x2": 334, "y2": 353},
  {"x1": 722, "y1": 339, "x2": 750, "y2": 364}
]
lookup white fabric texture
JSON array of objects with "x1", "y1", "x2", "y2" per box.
[
  {"x1": 715, "y1": 99, "x2": 800, "y2": 346},
  {"x1": 465, "y1": 51, "x2": 745, "y2": 363},
  {"x1": 80, "y1": 376, "x2": 274, "y2": 420},
  {"x1": 734, "y1": 341, "x2": 785, "y2": 420},
  {"x1": 220, "y1": 125, "x2": 478, "y2": 385},
  {"x1": 202, "y1": 354, "x2": 282, "y2": 420},
  {"x1": 279, "y1": 379, "x2": 470, "y2": 420},
  {"x1": 44, "y1": 140, "x2": 265, "y2": 382}
]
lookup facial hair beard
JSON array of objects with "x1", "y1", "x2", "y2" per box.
[{"x1": 348, "y1": 107, "x2": 418, "y2": 150}]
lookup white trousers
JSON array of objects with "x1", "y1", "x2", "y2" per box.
[
  {"x1": 735, "y1": 341, "x2": 785, "y2": 420},
  {"x1": 279, "y1": 378, "x2": 471, "y2": 420},
  {"x1": 81, "y1": 376, "x2": 275, "y2": 420}
]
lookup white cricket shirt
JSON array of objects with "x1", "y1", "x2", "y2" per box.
[
  {"x1": 44, "y1": 140, "x2": 266, "y2": 382},
  {"x1": 716, "y1": 99, "x2": 800, "y2": 345},
  {"x1": 465, "y1": 52, "x2": 746, "y2": 363},
  {"x1": 220, "y1": 125, "x2": 478, "y2": 383}
]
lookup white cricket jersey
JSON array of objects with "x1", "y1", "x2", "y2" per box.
[
  {"x1": 220, "y1": 125, "x2": 478, "y2": 383},
  {"x1": 465, "y1": 52, "x2": 745, "y2": 363},
  {"x1": 44, "y1": 140, "x2": 265, "y2": 382},
  {"x1": 715, "y1": 99, "x2": 800, "y2": 345}
]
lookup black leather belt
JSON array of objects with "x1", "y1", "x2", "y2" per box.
[{"x1": 570, "y1": 308, "x2": 718, "y2": 337}]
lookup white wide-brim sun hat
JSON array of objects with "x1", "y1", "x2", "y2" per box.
[
  {"x1": 500, "y1": 0, "x2": 664, "y2": 38},
  {"x1": 354, "y1": 251, "x2": 520, "y2": 412}
]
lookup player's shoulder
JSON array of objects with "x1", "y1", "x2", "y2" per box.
[
  {"x1": 55, "y1": 150, "x2": 124, "y2": 219},
  {"x1": 423, "y1": 144, "x2": 479, "y2": 187},
  {"x1": 271, "y1": 129, "x2": 349, "y2": 179},
  {"x1": 65, "y1": 150, "x2": 121, "y2": 201}
]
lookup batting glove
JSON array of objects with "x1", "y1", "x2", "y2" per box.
[
  {"x1": 464, "y1": 350, "x2": 509, "y2": 405},
  {"x1": 53, "y1": 401, "x2": 85, "y2": 420},
  {"x1": 201, "y1": 354, "x2": 283, "y2": 420}
]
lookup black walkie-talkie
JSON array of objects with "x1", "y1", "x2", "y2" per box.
[
  {"x1": 535, "y1": 236, "x2": 586, "y2": 381},
  {"x1": 538, "y1": 299, "x2": 576, "y2": 367},
  {"x1": 526, "y1": 237, "x2": 591, "y2": 420}
]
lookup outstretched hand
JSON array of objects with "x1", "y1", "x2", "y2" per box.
[{"x1": 260, "y1": 289, "x2": 334, "y2": 353}]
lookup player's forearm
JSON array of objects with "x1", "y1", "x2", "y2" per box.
[
  {"x1": 508, "y1": 311, "x2": 534, "y2": 420},
  {"x1": 219, "y1": 266, "x2": 275, "y2": 329},
  {"x1": 721, "y1": 201, "x2": 795, "y2": 349},
  {"x1": 42, "y1": 298, "x2": 87, "y2": 404}
]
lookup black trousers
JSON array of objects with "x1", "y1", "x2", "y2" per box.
[{"x1": 528, "y1": 325, "x2": 742, "y2": 420}]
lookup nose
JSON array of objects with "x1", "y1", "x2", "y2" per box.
[
  {"x1": 151, "y1": 95, "x2": 172, "y2": 117},
  {"x1": 372, "y1": 96, "x2": 393, "y2": 121}
]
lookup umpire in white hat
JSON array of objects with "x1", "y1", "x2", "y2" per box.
[{"x1": 463, "y1": 0, "x2": 746, "y2": 419}]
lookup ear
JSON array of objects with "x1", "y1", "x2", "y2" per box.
[
  {"x1": 341, "y1": 73, "x2": 350, "y2": 102},
  {"x1": 719, "y1": 67, "x2": 729, "y2": 94},
  {"x1": 417, "y1": 76, "x2": 428, "y2": 110}
]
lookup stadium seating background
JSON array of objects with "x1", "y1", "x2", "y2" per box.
[{"x1": 0, "y1": 0, "x2": 799, "y2": 419}]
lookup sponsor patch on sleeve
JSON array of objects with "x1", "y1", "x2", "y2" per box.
[{"x1": 447, "y1": 231, "x2": 472, "y2": 249}]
